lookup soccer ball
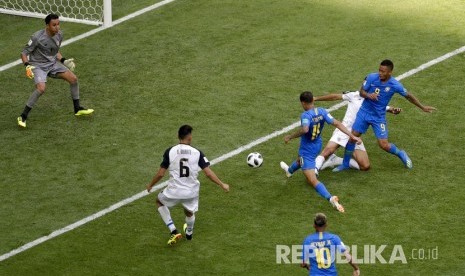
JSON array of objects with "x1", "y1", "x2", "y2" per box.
[{"x1": 247, "y1": 152, "x2": 263, "y2": 168}]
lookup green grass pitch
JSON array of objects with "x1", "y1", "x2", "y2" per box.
[{"x1": 1, "y1": 0, "x2": 465, "y2": 275}]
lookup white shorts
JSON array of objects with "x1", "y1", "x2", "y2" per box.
[
  {"x1": 157, "y1": 190, "x2": 199, "y2": 213},
  {"x1": 329, "y1": 128, "x2": 366, "y2": 151}
]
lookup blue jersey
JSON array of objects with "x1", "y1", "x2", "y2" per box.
[
  {"x1": 360, "y1": 73, "x2": 408, "y2": 119},
  {"x1": 299, "y1": 107, "x2": 334, "y2": 158},
  {"x1": 302, "y1": 231, "x2": 346, "y2": 276}
]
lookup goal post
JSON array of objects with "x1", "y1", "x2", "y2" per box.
[{"x1": 0, "y1": 0, "x2": 112, "y2": 27}]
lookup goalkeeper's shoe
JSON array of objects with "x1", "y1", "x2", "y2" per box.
[
  {"x1": 329, "y1": 196, "x2": 345, "y2": 213},
  {"x1": 167, "y1": 232, "x2": 182, "y2": 245},
  {"x1": 279, "y1": 161, "x2": 292, "y2": 178},
  {"x1": 399, "y1": 150, "x2": 413, "y2": 169},
  {"x1": 17, "y1": 117, "x2": 26, "y2": 128},
  {"x1": 183, "y1": 223, "x2": 193, "y2": 240},
  {"x1": 75, "y1": 107, "x2": 94, "y2": 116}
]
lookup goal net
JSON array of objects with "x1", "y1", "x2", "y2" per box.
[{"x1": 0, "y1": 0, "x2": 112, "y2": 26}]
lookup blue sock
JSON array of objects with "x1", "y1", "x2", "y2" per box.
[
  {"x1": 288, "y1": 160, "x2": 301, "y2": 174},
  {"x1": 315, "y1": 182, "x2": 332, "y2": 200},
  {"x1": 388, "y1": 143, "x2": 400, "y2": 156},
  {"x1": 342, "y1": 141, "x2": 356, "y2": 167}
]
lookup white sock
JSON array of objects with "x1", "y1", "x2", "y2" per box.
[
  {"x1": 349, "y1": 159, "x2": 360, "y2": 170},
  {"x1": 315, "y1": 155, "x2": 325, "y2": 170},
  {"x1": 158, "y1": 206, "x2": 176, "y2": 232},
  {"x1": 185, "y1": 215, "x2": 195, "y2": 234},
  {"x1": 322, "y1": 154, "x2": 344, "y2": 169},
  {"x1": 320, "y1": 160, "x2": 332, "y2": 170}
]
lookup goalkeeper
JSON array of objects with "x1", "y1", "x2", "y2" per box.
[{"x1": 17, "y1": 13, "x2": 93, "y2": 128}]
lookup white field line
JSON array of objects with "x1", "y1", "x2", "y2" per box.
[
  {"x1": 0, "y1": 101, "x2": 347, "y2": 262},
  {"x1": 0, "y1": 10, "x2": 464, "y2": 263},
  {"x1": 0, "y1": 0, "x2": 177, "y2": 72}
]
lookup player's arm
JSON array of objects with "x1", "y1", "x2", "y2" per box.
[
  {"x1": 359, "y1": 87, "x2": 378, "y2": 101},
  {"x1": 344, "y1": 251, "x2": 361, "y2": 276},
  {"x1": 332, "y1": 119, "x2": 362, "y2": 144},
  {"x1": 284, "y1": 125, "x2": 309, "y2": 143},
  {"x1": 57, "y1": 51, "x2": 76, "y2": 71},
  {"x1": 21, "y1": 38, "x2": 38, "y2": 79},
  {"x1": 314, "y1": 93, "x2": 343, "y2": 101},
  {"x1": 146, "y1": 167, "x2": 167, "y2": 192},
  {"x1": 21, "y1": 53, "x2": 30, "y2": 65},
  {"x1": 203, "y1": 167, "x2": 229, "y2": 192},
  {"x1": 404, "y1": 92, "x2": 436, "y2": 113}
]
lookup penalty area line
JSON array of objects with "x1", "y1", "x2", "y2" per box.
[{"x1": 1, "y1": 45, "x2": 464, "y2": 262}]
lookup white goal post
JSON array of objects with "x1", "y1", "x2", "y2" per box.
[{"x1": 0, "y1": 0, "x2": 112, "y2": 27}]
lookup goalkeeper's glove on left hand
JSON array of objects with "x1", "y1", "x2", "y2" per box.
[{"x1": 62, "y1": 58, "x2": 76, "y2": 71}]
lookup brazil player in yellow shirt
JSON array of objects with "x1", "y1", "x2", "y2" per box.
[{"x1": 302, "y1": 213, "x2": 360, "y2": 276}]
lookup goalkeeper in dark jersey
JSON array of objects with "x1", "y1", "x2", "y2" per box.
[{"x1": 17, "y1": 13, "x2": 93, "y2": 128}]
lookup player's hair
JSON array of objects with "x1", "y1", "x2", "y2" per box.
[
  {"x1": 300, "y1": 91, "x2": 314, "y2": 103},
  {"x1": 45, "y1": 13, "x2": 59, "y2": 24},
  {"x1": 380, "y1": 59, "x2": 394, "y2": 71},
  {"x1": 178, "y1": 125, "x2": 193, "y2": 140},
  {"x1": 314, "y1": 213, "x2": 327, "y2": 227}
]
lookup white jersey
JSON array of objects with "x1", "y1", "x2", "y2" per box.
[
  {"x1": 340, "y1": 91, "x2": 364, "y2": 130},
  {"x1": 160, "y1": 143, "x2": 209, "y2": 199},
  {"x1": 329, "y1": 91, "x2": 366, "y2": 151}
]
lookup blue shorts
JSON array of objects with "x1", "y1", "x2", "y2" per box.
[
  {"x1": 353, "y1": 111, "x2": 389, "y2": 139},
  {"x1": 299, "y1": 156, "x2": 316, "y2": 170}
]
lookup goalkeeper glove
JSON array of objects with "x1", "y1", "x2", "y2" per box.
[
  {"x1": 61, "y1": 58, "x2": 76, "y2": 71},
  {"x1": 25, "y1": 64, "x2": 35, "y2": 79}
]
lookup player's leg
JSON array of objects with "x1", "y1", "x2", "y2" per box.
[
  {"x1": 332, "y1": 130, "x2": 361, "y2": 172},
  {"x1": 301, "y1": 156, "x2": 344, "y2": 212},
  {"x1": 55, "y1": 68, "x2": 93, "y2": 115},
  {"x1": 280, "y1": 156, "x2": 301, "y2": 177},
  {"x1": 17, "y1": 68, "x2": 48, "y2": 127},
  {"x1": 377, "y1": 138, "x2": 412, "y2": 169},
  {"x1": 319, "y1": 130, "x2": 362, "y2": 170},
  {"x1": 182, "y1": 197, "x2": 198, "y2": 240},
  {"x1": 349, "y1": 142, "x2": 370, "y2": 171},
  {"x1": 333, "y1": 113, "x2": 368, "y2": 172},
  {"x1": 374, "y1": 122, "x2": 412, "y2": 169},
  {"x1": 156, "y1": 192, "x2": 182, "y2": 245},
  {"x1": 315, "y1": 141, "x2": 339, "y2": 171}
]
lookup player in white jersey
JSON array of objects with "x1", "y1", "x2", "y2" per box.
[
  {"x1": 17, "y1": 13, "x2": 93, "y2": 128},
  {"x1": 146, "y1": 125, "x2": 230, "y2": 245},
  {"x1": 314, "y1": 91, "x2": 401, "y2": 172}
]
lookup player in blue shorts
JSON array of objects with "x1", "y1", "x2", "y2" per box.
[
  {"x1": 302, "y1": 213, "x2": 360, "y2": 276},
  {"x1": 280, "y1": 91, "x2": 361, "y2": 212},
  {"x1": 334, "y1": 59, "x2": 436, "y2": 171}
]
